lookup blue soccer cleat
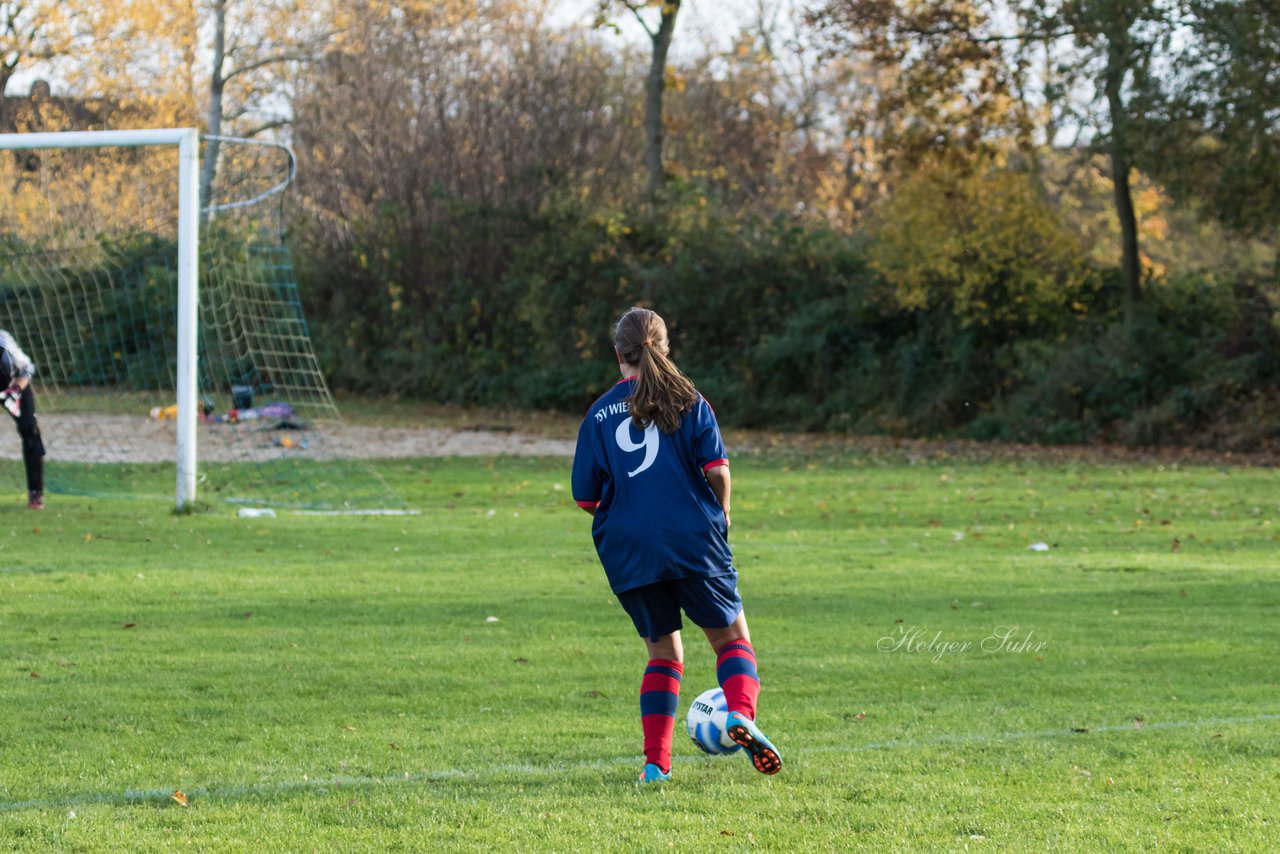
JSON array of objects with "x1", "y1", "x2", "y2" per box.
[
  {"x1": 637, "y1": 762, "x2": 671, "y2": 784},
  {"x1": 725, "y1": 711, "x2": 782, "y2": 775}
]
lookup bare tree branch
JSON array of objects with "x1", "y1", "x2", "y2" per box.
[
  {"x1": 622, "y1": 2, "x2": 656, "y2": 40},
  {"x1": 238, "y1": 118, "x2": 289, "y2": 138},
  {"x1": 223, "y1": 51, "x2": 315, "y2": 81}
]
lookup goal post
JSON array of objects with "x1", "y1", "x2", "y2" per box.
[
  {"x1": 0, "y1": 128, "x2": 201, "y2": 509},
  {"x1": 0, "y1": 129, "x2": 404, "y2": 512}
]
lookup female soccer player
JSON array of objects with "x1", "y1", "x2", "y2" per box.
[{"x1": 572, "y1": 307, "x2": 781, "y2": 783}]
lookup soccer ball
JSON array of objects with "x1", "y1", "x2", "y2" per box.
[{"x1": 685, "y1": 687, "x2": 743, "y2": 755}]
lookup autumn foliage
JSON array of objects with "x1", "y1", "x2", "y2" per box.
[{"x1": 1, "y1": 0, "x2": 1277, "y2": 449}]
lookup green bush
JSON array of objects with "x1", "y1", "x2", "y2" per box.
[
  {"x1": 969, "y1": 276, "x2": 1280, "y2": 448},
  {"x1": 294, "y1": 189, "x2": 1280, "y2": 450}
]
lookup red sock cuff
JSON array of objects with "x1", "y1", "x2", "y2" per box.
[
  {"x1": 647, "y1": 658, "x2": 684, "y2": 673},
  {"x1": 716, "y1": 639, "x2": 754, "y2": 657}
]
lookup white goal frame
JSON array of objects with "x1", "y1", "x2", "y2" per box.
[{"x1": 0, "y1": 128, "x2": 201, "y2": 509}]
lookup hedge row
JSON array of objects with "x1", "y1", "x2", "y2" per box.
[{"x1": 295, "y1": 192, "x2": 1280, "y2": 450}]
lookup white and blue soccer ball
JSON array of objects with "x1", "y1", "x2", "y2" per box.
[{"x1": 686, "y1": 687, "x2": 743, "y2": 755}]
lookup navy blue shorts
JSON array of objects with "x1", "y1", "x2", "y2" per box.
[{"x1": 616, "y1": 574, "x2": 743, "y2": 641}]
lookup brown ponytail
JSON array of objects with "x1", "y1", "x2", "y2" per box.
[{"x1": 614, "y1": 307, "x2": 699, "y2": 434}]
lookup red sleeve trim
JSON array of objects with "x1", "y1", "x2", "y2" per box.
[
  {"x1": 576, "y1": 499, "x2": 601, "y2": 510},
  {"x1": 702, "y1": 458, "x2": 729, "y2": 472}
]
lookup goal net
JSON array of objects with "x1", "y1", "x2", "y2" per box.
[{"x1": 0, "y1": 130, "x2": 405, "y2": 511}]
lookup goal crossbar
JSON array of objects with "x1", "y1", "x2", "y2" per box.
[{"x1": 0, "y1": 128, "x2": 200, "y2": 509}]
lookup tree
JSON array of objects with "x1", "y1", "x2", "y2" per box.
[
  {"x1": 812, "y1": 0, "x2": 1197, "y2": 325},
  {"x1": 597, "y1": 1, "x2": 683, "y2": 199},
  {"x1": 0, "y1": 0, "x2": 201, "y2": 140},
  {"x1": 0, "y1": 1, "x2": 96, "y2": 129},
  {"x1": 1136, "y1": 0, "x2": 1280, "y2": 236},
  {"x1": 1053, "y1": 0, "x2": 1172, "y2": 326},
  {"x1": 288, "y1": 2, "x2": 640, "y2": 394},
  {"x1": 868, "y1": 157, "x2": 1092, "y2": 336},
  {"x1": 198, "y1": 0, "x2": 341, "y2": 211},
  {"x1": 658, "y1": 6, "x2": 884, "y2": 225},
  {"x1": 807, "y1": 0, "x2": 1027, "y2": 172}
]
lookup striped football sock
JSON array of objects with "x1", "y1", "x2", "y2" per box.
[
  {"x1": 640, "y1": 658, "x2": 684, "y2": 773},
  {"x1": 716, "y1": 639, "x2": 760, "y2": 720}
]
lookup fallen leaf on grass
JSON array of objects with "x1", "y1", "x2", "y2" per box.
[
  {"x1": 720, "y1": 830, "x2": 734, "y2": 837},
  {"x1": 341, "y1": 724, "x2": 357, "y2": 731},
  {"x1": 29, "y1": 671, "x2": 39, "y2": 678},
  {"x1": 171, "y1": 790, "x2": 188, "y2": 807}
]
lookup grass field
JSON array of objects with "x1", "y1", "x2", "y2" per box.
[{"x1": 2, "y1": 449, "x2": 1277, "y2": 852}]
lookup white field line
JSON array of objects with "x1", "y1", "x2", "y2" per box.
[
  {"x1": 287, "y1": 509, "x2": 422, "y2": 516},
  {"x1": 1, "y1": 713, "x2": 1275, "y2": 814}
]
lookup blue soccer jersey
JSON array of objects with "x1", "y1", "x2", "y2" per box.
[{"x1": 572, "y1": 377, "x2": 733, "y2": 593}]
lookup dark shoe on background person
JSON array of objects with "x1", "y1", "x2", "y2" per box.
[{"x1": 27, "y1": 490, "x2": 43, "y2": 510}]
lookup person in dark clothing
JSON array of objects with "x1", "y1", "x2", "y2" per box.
[
  {"x1": 572, "y1": 307, "x2": 782, "y2": 783},
  {"x1": 0, "y1": 330, "x2": 45, "y2": 509}
]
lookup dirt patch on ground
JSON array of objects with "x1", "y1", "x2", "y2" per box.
[
  {"x1": 1, "y1": 413, "x2": 1273, "y2": 468},
  {"x1": 0, "y1": 414, "x2": 576, "y2": 464}
]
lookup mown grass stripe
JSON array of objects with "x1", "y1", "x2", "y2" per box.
[{"x1": 3, "y1": 712, "x2": 1273, "y2": 814}]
